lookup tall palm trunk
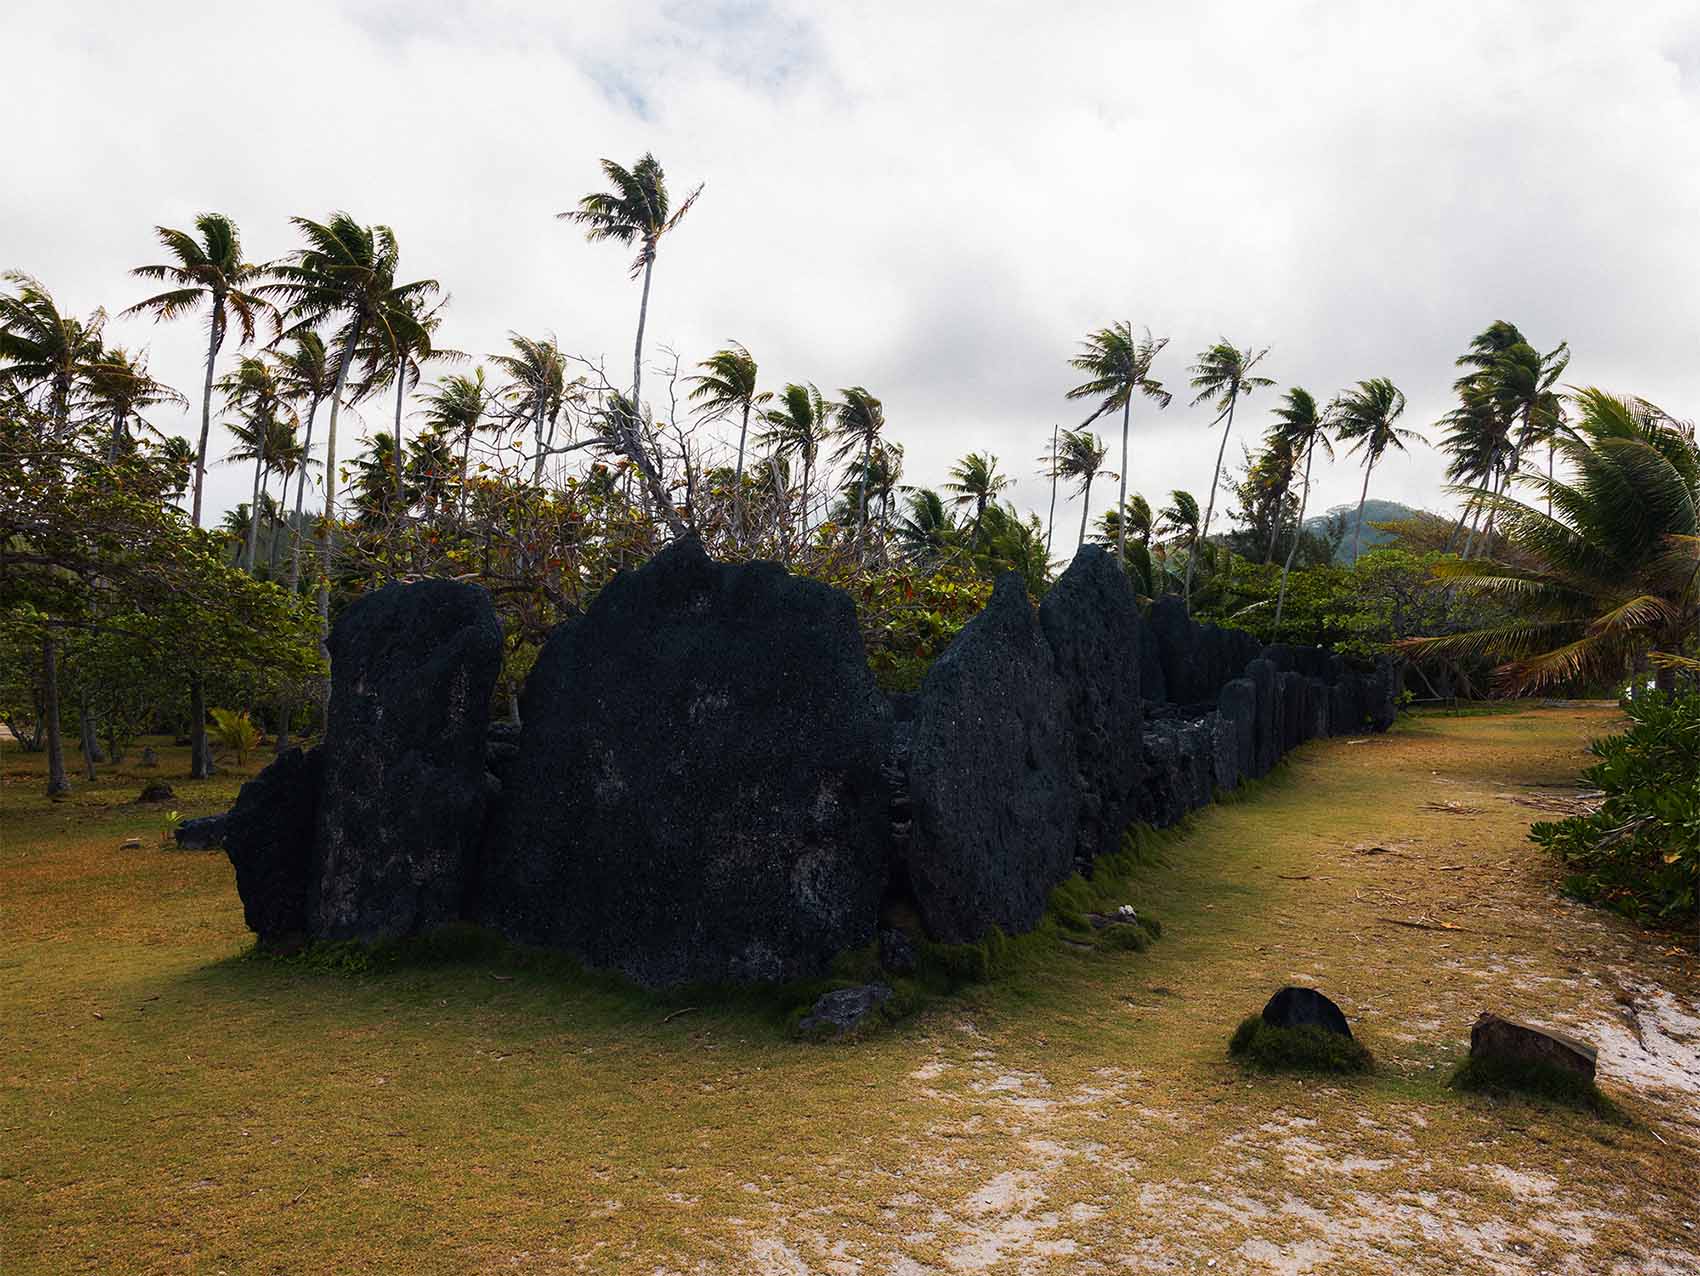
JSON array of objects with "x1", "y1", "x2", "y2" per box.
[
  {"x1": 287, "y1": 392, "x2": 322, "y2": 594},
  {"x1": 1115, "y1": 398, "x2": 1131, "y2": 566},
  {"x1": 1045, "y1": 425, "x2": 1058, "y2": 557},
  {"x1": 317, "y1": 320, "x2": 363, "y2": 718},
  {"x1": 267, "y1": 468, "x2": 285, "y2": 577},
  {"x1": 108, "y1": 407, "x2": 125, "y2": 464},
  {"x1": 1185, "y1": 397, "x2": 1238, "y2": 611},
  {"x1": 245, "y1": 439, "x2": 266, "y2": 572},
  {"x1": 78, "y1": 689, "x2": 99, "y2": 781},
  {"x1": 191, "y1": 301, "x2": 225, "y2": 529},
  {"x1": 1351, "y1": 454, "x2": 1376, "y2": 565},
  {"x1": 1274, "y1": 442, "x2": 1315, "y2": 631},
  {"x1": 799, "y1": 451, "x2": 813, "y2": 540},
  {"x1": 42, "y1": 632, "x2": 69, "y2": 797},
  {"x1": 734, "y1": 400, "x2": 751, "y2": 544},
  {"x1": 632, "y1": 254, "x2": 654, "y2": 402},
  {"x1": 392, "y1": 353, "x2": 408, "y2": 560},
  {"x1": 457, "y1": 426, "x2": 474, "y2": 530},
  {"x1": 532, "y1": 400, "x2": 547, "y2": 484},
  {"x1": 856, "y1": 431, "x2": 872, "y2": 558},
  {"x1": 1077, "y1": 475, "x2": 1094, "y2": 549},
  {"x1": 1262, "y1": 476, "x2": 1291, "y2": 564}
]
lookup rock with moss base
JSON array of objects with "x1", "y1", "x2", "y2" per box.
[
  {"x1": 797, "y1": 982, "x2": 893, "y2": 1038},
  {"x1": 479, "y1": 535, "x2": 891, "y2": 988},
  {"x1": 1038, "y1": 546, "x2": 1145, "y2": 864},
  {"x1": 907, "y1": 573, "x2": 1078, "y2": 943},
  {"x1": 1469, "y1": 1013, "x2": 1597, "y2": 1081},
  {"x1": 1262, "y1": 985, "x2": 1354, "y2": 1038},
  {"x1": 223, "y1": 745, "x2": 322, "y2": 942},
  {"x1": 311, "y1": 579, "x2": 503, "y2": 943}
]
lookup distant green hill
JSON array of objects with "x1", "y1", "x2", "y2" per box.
[{"x1": 1302, "y1": 499, "x2": 1423, "y2": 562}]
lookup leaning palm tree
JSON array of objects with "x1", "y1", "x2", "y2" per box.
[
  {"x1": 123, "y1": 214, "x2": 272, "y2": 527},
  {"x1": 1266, "y1": 387, "x2": 1335, "y2": 630},
  {"x1": 1066, "y1": 323, "x2": 1172, "y2": 566},
  {"x1": 273, "y1": 332, "x2": 333, "y2": 591},
  {"x1": 1334, "y1": 378, "x2": 1420, "y2": 564},
  {"x1": 490, "y1": 332, "x2": 570, "y2": 483},
  {"x1": 831, "y1": 386, "x2": 887, "y2": 556},
  {"x1": 1051, "y1": 428, "x2": 1114, "y2": 550},
  {"x1": 0, "y1": 272, "x2": 108, "y2": 433},
  {"x1": 943, "y1": 451, "x2": 1013, "y2": 548},
  {"x1": 893, "y1": 487, "x2": 960, "y2": 566},
  {"x1": 265, "y1": 212, "x2": 438, "y2": 634},
  {"x1": 759, "y1": 382, "x2": 831, "y2": 532},
  {"x1": 419, "y1": 367, "x2": 492, "y2": 526},
  {"x1": 1490, "y1": 337, "x2": 1570, "y2": 518},
  {"x1": 688, "y1": 342, "x2": 770, "y2": 542},
  {"x1": 559, "y1": 153, "x2": 702, "y2": 409},
  {"x1": 1185, "y1": 339, "x2": 1273, "y2": 609},
  {"x1": 1402, "y1": 389, "x2": 1699, "y2": 692}
]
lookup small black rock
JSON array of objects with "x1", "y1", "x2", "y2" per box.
[
  {"x1": 174, "y1": 813, "x2": 228, "y2": 851},
  {"x1": 798, "y1": 983, "x2": 893, "y2": 1038},
  {"x1": 138, "y1": 782, "x2": 176, "y2": 803},
  {"x1": 1262, "y1": 986, "x2": 1354, "y2": 1038}
]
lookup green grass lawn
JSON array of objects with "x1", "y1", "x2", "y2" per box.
[{"x1": 4, "y1": 706, "x2": 1698, "y2": 1274}]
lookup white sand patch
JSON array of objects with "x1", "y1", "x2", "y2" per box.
[{"x1": 1238, "y1": 1236, "x2": 1335, "y2": 1273}]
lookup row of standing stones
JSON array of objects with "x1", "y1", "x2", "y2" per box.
[{"x1": 219, "y1": 537, "x2": 1397, "y2": 989}]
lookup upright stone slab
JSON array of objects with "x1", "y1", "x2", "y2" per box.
[
  {"x1": 1277, "y1": 671, "x2": 1307, "y2": 756},
  {"x1": 1039, "y1": 546, "x2": 1144, "y2": 864},
  {"x1": 1218, "y1": 677, "x2": 1256, "y2": 783},
  {"x1": 1149, "y1": 595, "x2": 1206, "y2": 706},
  {"x1": 223, "y1": 745, "x2": 323, "y2": 943},
  {"x1": 312, "y1": 579, "x2": 503, "y2": 942},
  {"x1": 907, "y1": 573, "x2": 1078, "y2": 943},
  {"x1": 480, "y1": 536, "x2": 891, "y2": 987},
  {"x1": 1245, "y1": 658, "x2": 1279, "y2": 777},
  {"x1": 1368, "y1": 656, "x2": 1399, "y2": 732},
  {"x1": 1135, "y1": 607, "x2": 1167, "y2": 704}
]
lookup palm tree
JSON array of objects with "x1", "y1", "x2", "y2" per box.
[
  {"x1": 1490, "y1": 337, "x2": 1570, "y2": 519},
  {"x1": 82, "y1": 347, "x2": 185, "y2": 463},
  {"x1": 943, "y1": 452, "x2": 1013, "y2": 548},
  {"x1": 219, "y1": 355, "x2": 294, "y2": 572},
  {"x1": 0, "y1": 272, "x2": 108, "y2": 433},
  {"x1": 420, "y1": 367, "x2": 492, "y2": 526},
  {"x1": 1267, "y1": 387, "x2": 1335, "y2": 631},
  {"x1": 1066, "y1": 323, "x2": 1173, "y2": 566},
  {"x1": 1402, "y1": 389, "x2": 1699, "y2": 692},
  {"x1": 1050, "y1": 428, "x2": 1114, "y2": 550},
  {"x1": 123, "y1": 214, "x2": 272, "y2": 527},
  {"x1": 1043, "y1": 425, "x2": 1059, "y2": 556},
  {"x1": 266, "y1": 212, "x2": 438, "y2": 635},
  {"x1": 354, "y1": 294, "x2": 457, "y2": 543},
  {"x1": 760, "y1": 382, "x2": 831, "y2": 533},
  {"x1": 832, "y1": 387, "x2": 887, "y2": 556},
  {"x1": 1157, "y1": 489, "x2": 1201, "y2": 548},
  {"x1": 1185, "y1": 339, "x2": 1273, "y2": 609},
  {"x1": 560, "y1": 153, "x2": 701, "y2": 409},
  {"x1": 1333, "y1": 378, "x2": 1420, "y2": 564},
  {"x1": 490, "y1": 332, "x2": 571, "y2": 484},
  {"x1": 688, "y1": 342, "x2": 770, "y2": 542},
  {"x1": 1096, "y1": 493, "x2": 1154, "y2": 549},
  {"x1": 894, "y1": 487, "x2": 960, "y2": 565},
  {"x1": 274, "y1": 332, "x2": 332, "y2": 592}
]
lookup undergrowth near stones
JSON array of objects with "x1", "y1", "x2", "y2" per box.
[
  {"x1": 1450, "y1": 1054, "x2": 1623, "y2": 1118},
  {"x1": 1228, "y1": 1016, "x2": 1374, "y2": 1073}
]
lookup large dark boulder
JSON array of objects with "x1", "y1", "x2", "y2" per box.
[
  {"x1": 1263, "y1": 986, "x2": 1354, "y2": 1039},
  {"x1": 1217, "y1": 677, "x2": 1256, "y2": 783},
  {"x1": 224, "y1": 746, "x2": 323, "y2": 943},
  {"x1": 1039, "y1": 546, "x2": 1144, "y2": 864},
  {"x1": 1209, "y1": 707, "x2": 1243, "y2": 794},
  {"x1": 907, "y1": 573, "x2": 1078, "y2": 943},
  {"x1": 1368, "y1": 657, "x2": 1399, "y2": 732},
  {"x1": 480, "y1": 536, "x2": 891, "y2": 987},
  {"x1": 1135, "y1": 606, "x2": 1167, "y2": 704},
  {"x1": 1149, "y1": 596, "x2": 1204, "y2": 706},
  {"x1": 1469, "y1": 1013, "x2": 1597, "y2": 1081},
  {"x1": 312, "y1": 580, "x2": 503, "y2": 942},
  {"x1": 1277, "y1": 671, "x2": 1307, "y2": 756},
  {"x1": 1138, "y1": 726, "x2": 1183, "y2": 828},
  {"x1": 1329, "y1": 669, "x2": 1368, "y2": 735},
  {"x1": 1304, "y1": 676, "x2": 1332, "y2": 740}
]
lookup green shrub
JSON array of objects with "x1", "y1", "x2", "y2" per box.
[
  {"x1": 1229, "y1": 1015, "x2": 1373, "y2": 1073},
  {"x1": 1530, "y1": 690, "x2": 1700, "y2": 933},
  {"x1": 209, "y1": 707, "x2": 262, "y2": 765},
  {"x1": 1450, "y1": 1055, "x2": 1615, "y2": 1116}
]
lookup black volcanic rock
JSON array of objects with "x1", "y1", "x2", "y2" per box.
[
  {"x1": 480, "y1": 536, "x2": 891, "y2": 988},
  {"x1": 1245, "y1": 658, "x2": 1279, "y2": 777},
  {"x1": 907, "y1": 573, "x2": 1078, "y2": 943},
  {"x1": 1263, "y1": 986, "x2": 1354, "y2": 1038},
  {"x1": 1039, "y1": 546, "x2": 1145, "y2": 863},
  {"x1": 312, "y1": 579, "x2": 503, "y2": 942},
  {"x1": 223, "y1": 745, "x2": 322, "y2": 943}
]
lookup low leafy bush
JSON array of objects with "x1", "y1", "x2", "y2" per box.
[
  {"x1": 209, "y1": 707, "x2": 262, "y2": 765},
  {"x1": 1530, "y1": 690, "x2": 1700, "y2": 933},
  {"x1": 1229, "y1": 1016, "x2": 1373, "y2": 1073}
]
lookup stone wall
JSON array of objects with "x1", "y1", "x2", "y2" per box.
[{"x1": 222, "y1": 538, "x2": 1399, "y2": 986}]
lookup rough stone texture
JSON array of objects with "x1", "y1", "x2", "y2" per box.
[
  {"x1": 1138, "y1": 726, "x2": 1183, "y2": 828},
  {"x1": 1368, "y1": 656, "x2": 1400, "y2": 732},
  {"x1": 480, "y1": 535, "x2": 892, "y2": 988},
  {"x1": 1209, "y1": 708, "x2": 1243, "y2": 795},
  {"x1": 312, "y1": 580, "x2": 503, "y2": 943},
  {"x1": 174, "y1": 813, "x2": 227, "y2": 851},
  {"x1": 1217, "y1": 678, "x2": 1257, "y2": 784},
  {"x1": 1039, "y1": 546, "x2": 1144, "y2": 864},
  {"x1": 138, "y1": 782, "x2": 175, "y2": 803},
  {"x1": 1262, "y1": 985, "x2": 1354, "y2": 1038},
  {"x1": 1149, "y1": 596, "x2": 1206, "y2": 706},
  {"x1": 223, "y1": 746, "x2": 323, "y2": 942},
  {"x1": 1470, "y1": 1013, "x2": 1597, "y2": 1081},
  {"x1": 1245, "y1": 658, "x2": 1279, "y2": 778},
  {"x1": 1330, "y1": 670, "x2": 1367, "y2": 736},
  {"x1": 798, "y1": 983, "x2": 893, "y2": 1038},
  {"x1": 1135, "y1": 607, "x2": 1167, "y2": 705},
  {"x1": 1304, "y1": 676, "x2": 1332, "y2": 740},
  {"x1": 907, "y1": 573, "x2": 1078, "y2": 943},
  {"x1": 1277, "y1": 671, "x2": 1307, "y2": 755},
  {"x1": 879, "y1": 927, "x2": 918, "y2": 976}
]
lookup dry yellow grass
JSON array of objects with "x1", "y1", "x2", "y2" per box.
[{"x1": 3, "y1": 704, "x2": 1697, "y2": 1274}]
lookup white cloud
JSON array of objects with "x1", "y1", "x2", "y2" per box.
[{"x1": 7, "y1": 0, "x2": 1699, "y2": 545}]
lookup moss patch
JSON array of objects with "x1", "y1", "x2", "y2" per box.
[
  {"x1": 1229, "y1": 1015, "x2": 1374, "y2": 1073},
  {"x1": 1450, "y1": 1055, "x2": 1621, "y2": 1118}
]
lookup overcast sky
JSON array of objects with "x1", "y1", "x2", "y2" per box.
[{"x1": 10, "y1": 1, "x2": 1700, "y2": 544}]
